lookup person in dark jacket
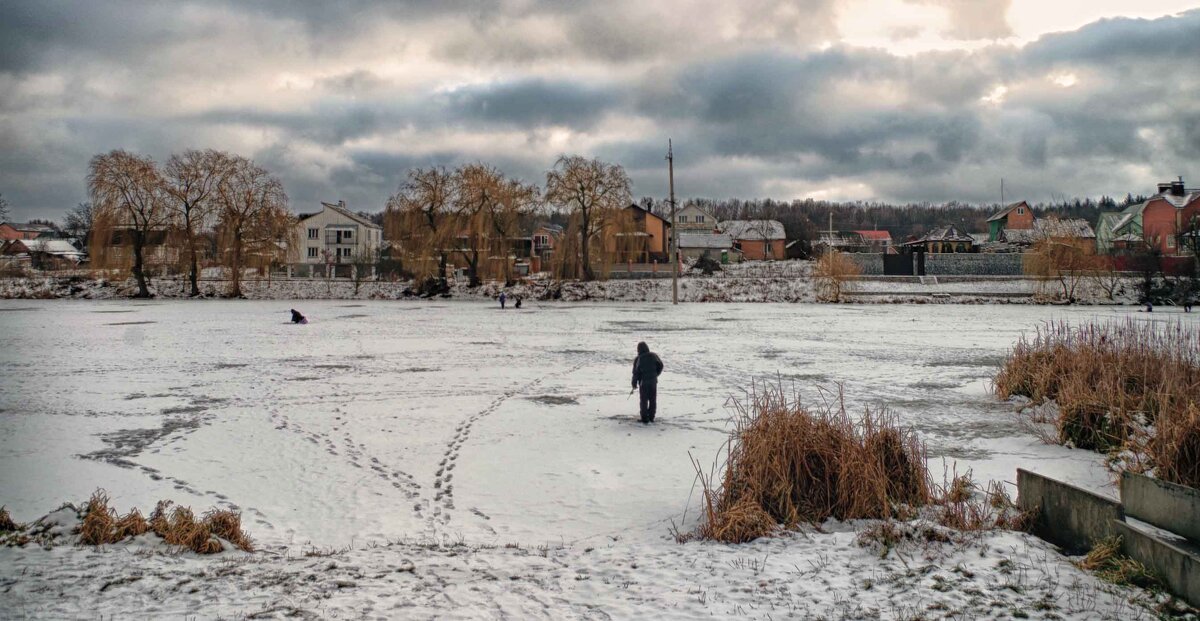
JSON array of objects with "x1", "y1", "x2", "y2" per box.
[
  {"x1": 290, "y1": 309, "x2": 307, "y2": 324},
  {"x1": 631, "y1": 341, "x2": 664, "y2": 424}
]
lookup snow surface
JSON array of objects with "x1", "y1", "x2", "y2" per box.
[{"x1": 2, "y1": 300, "x2": 1197, "y2": 619}]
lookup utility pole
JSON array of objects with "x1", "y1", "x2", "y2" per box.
[
  {"x1": 668, "y1": 139, "x2": 678, "y2": 305},
  {"x1": 1001, "y1": 178, "x2": 1005, "y2": 205}
]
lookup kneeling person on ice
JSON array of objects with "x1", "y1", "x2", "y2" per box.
[{"x1": 632, "y1": 341, "x2": 664, "y2": 424}]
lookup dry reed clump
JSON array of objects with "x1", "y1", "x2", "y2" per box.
[
  {"x1": 0, "y1": 506, "x2": 18, "y2": 532},
  {"x1": 1077, "y1": 536, "x2": 1162, "y2": 590},
  {"x1": 688, "y1": 383, "x2": 931, "y2": 543},
  {"x1": 78, "y1": 490, "x2": 252, "y2": 553},
  {"x1": 935, "y1": 475, "x2": 1034, "y2": 532},
  {"x1": 995, "y1": 319, "x2": 1200, "y2": 487}
]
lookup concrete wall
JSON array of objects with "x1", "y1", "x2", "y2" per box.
[
  {"x1": 1017, "y1": 469, "x2": 1124, "y2": 555},
  {"x1": 1114, "y1": 520, "x2": 1200, "y2": 607},
  {"x1": 1121, "y1": 473, "x2": 1200, "y2": 544}
]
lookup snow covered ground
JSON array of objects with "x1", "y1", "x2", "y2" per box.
[{"x1": 2, "y1": 300, "x2": 1196, "y2": 619}]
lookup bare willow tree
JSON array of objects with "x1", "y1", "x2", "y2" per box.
[
  {"x1": 215, "y1": 157, "x2": 293, "y2": 298},
  {"x1": 453, "y1": 164, "x2": 495, "y2": 287},
  {"x1": 813, "y1": 249, "x2": 861, "y2": 302},
  {"x1": 485, "y1": 174, "x2": 540, "y2": 285},
  {"x1": 1026, "y1": 239, "x2": 1093, "y2": 303},
  {"x1": 545, "y1": 155, "x2": 632, "y2": 281},
  {"x1": 384, "y1": 167, "x2": 456, "y2": 289},
  {"x1": 88, "y1": 150, "x2": 169, "y2": 297},
  {"x1": 164, "y1": 149, "x2": 235, "y2": 297}
]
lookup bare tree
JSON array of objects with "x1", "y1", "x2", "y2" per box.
[
  {"x1": 64, "y1": 202, "x2": 96, "y2": 243},
  {"x1": 88, "y1": 150, "x2": 169, "y2": 297},
  {"x1": 0, "y1": 193, "x2": 9, "y2": 223},
  {"x1": 384, "y1": 167, "x2": 457, "y2": 290},
  {"x1": 545, "y1": 155, "x2": 631, "y2": 281},
  {"x1": 215, "y1": 157, "x2": 292, "y2": 298},
  {"x1": 1085, "y1": 255, "x2": 1125, "y2": 301},
  {"x1": 1026, "y1": 239, "x2": 1093, "y2": 303},
  {"x1": 485, "y1": 174, "x2": 540, "y2": 285},
  {"x1": 813, "y1": 250, "x2": 861, "y2": 302},
  {"x1": 164, "y1": 149, "x2": 235, "y2": 297}
]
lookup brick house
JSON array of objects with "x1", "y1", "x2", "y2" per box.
[
  {"x1": 0, "y1": 222, "x2": 56, "y2": 241},
  {"x1": 1097, "y1": 178, "x2": 1200, "y2": 256},
  {"x1": 986, "y1": 202, "x2": 1035, "y2": 242},
  {"x1": 717, "y1": 220, "x2": 786, "y2": 260}
]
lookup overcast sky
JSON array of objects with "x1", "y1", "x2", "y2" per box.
[{"x1": 2, "y1": 1, "x2": 1198, "y2": 221}]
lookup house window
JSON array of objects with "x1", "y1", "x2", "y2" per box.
[
  {"x1": 307, "y1": 247, "x2": 318, "y2": 258},
  {"x1": 308, "y1": 228, "x2": 319, "y2": 239},
  {"x1": 341, "y1": 230, "x2": 353, "y2": 242},
  {"x1": 696, "y1": 215, "x2": 705, "y2": 223},
  {"x1": 339, "y1": 247, "x2": 352, "y2": 258},
  {"x1": 1017, "y1": 207, "x2": 1025, "y2": 215},
  {"x1": 1167, "y1": 236, "x2": 1175, "y2": 249},
  {"x1": 535, "y1": 234, "x2": 549, "y2": 247}
]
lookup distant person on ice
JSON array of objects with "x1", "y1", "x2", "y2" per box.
[
  {"x1": 499, "y1": 292, "x2": 507, "y2": 309},
  {"x1": 632, "y1": 341, "x2": 664, "y2": 424},
  {"x1": 290, "y1": 309, "x2": 307, "y2": 324}
]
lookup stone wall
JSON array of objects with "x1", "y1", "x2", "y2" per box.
[{"x1": 843, "y1": 252, "x2": 1026, "y2": 276}]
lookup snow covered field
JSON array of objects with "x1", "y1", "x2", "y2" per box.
[{"x1": 2, "y1": 300, "x2": 1197, "y2": 619}]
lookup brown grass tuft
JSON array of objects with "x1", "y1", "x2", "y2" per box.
[
  {"x1": 75, "y1": 490, "x2": 252, "y2": 553},
  {"x1": 0, "y1": 506, "x2": 18, "y2": 532},
  {"x1": 688, "y1": 383, "x2": 931, "y2": 543},
  {"x1": 996, "y1": 319, "x2": 1200, "y2": 487},
  {"x1": 1078, "y1": 536, "x2": 1162, "y2": 590}
]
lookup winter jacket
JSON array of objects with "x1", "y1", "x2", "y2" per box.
[{"x1": 632, "y1": 351, "x2": 664, "y2": 388}]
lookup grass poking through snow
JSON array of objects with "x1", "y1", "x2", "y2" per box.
[{"x1": 78, "y1": 490, "x2": 252, "y2": 553}]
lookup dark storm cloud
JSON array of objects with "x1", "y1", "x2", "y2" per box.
[{"x1": 445, "y1": 79, "x2": 618, "y2": 128}]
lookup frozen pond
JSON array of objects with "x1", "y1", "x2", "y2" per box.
[{"x1": 1, "y1": 299, "x2": 1192, "y2": 549}]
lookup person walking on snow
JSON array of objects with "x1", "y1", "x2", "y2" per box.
[
  {"x1": 631, "y1": 341, "x2": 664, "y2": 424},
  {"x1": 499, "y1": 291, "x2": 507, "y2": 309}
]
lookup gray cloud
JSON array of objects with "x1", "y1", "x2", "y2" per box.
[{"x1": 1, "y1": 2, "x2": 1199, "y2": 220}]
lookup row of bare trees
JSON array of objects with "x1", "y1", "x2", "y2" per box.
[
  {"x1": 384, "y1": 155, "x2": 633, "y2": 286},
  {"x1": 87, "y1": 149, "x2": 294, "y2": 297}
]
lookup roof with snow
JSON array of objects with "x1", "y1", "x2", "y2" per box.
[
  {"x1": 678, "y1": 233, "x2": 733, "y2": 249},
  {"x1": 909, "y1": 225, "x2": 974, "y2": 243},
  {"x1": 299, "y1": 201, "x2": 381, "y2": 229},
  {"x1": 1036, "y1": 218, "x2": 1095, "y2": 239},
  {"x1": 1, "y1": 222, "x2": 56, "y2": 233},
  {"x1": 717, "y1": 220, "x2": 785, "y2": 241}
]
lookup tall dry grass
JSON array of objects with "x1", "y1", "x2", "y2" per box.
[
  {"x1": 687, "y1": 384, "x2": 931, "y2": 543},
  {"x1": 78, "y1": 490, "x2": 252, "y2": 553},
  {"x1": 995, "y1": 319, "x2": 1200, "y2": 487}
]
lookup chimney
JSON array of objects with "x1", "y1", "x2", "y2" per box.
[
  {"x1": 338, "y1": 200, "x2": 347, "y2": 209},
  {"x1": 1158, "y1": 182, "x2": 1172, "y2": 194},
  {"x1": 1170, "y1": 177, "x2": 1185, "y2": 196}
]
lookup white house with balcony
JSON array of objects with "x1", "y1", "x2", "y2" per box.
[
  {"x1": 290, "y1": 200, "x2": 383, "y2": 278},
  {"x1": 674, "y1": 204, "x2": 717, "y2": 232}
]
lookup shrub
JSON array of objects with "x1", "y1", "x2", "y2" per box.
[
  {"x1": 813, "y1": 250, "x2": 861, "y2": 302},
  {"x1": 78, "y1": 490, "x2": 252, "y2": 553},
  {"x1": 996, "y1": 320, "x2": 1200, "y2": 487},
  {"x1": 0, "y1": 506, "x2": 17, "y2": 532},
  {"x1": 688, "y1": 383, "x2": 931, "y2": 543}
]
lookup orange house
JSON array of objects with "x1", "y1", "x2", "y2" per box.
[
  {"x1": 607, "y1": 204, "x2": 671, "y2": 262},
  {"x1": 1102, "y1": 179, "x2": 1200, "y2": 255},
  {"x1": 718, "y1": 220, "x2": 787, "y2": 260},
  {"x1": 0, "y1": 222, "x2": 56, "y2": 241}
]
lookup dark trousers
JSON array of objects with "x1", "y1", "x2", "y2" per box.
[{"x1": 639, "y1": 382, "x2": 657, "y2": 422}]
